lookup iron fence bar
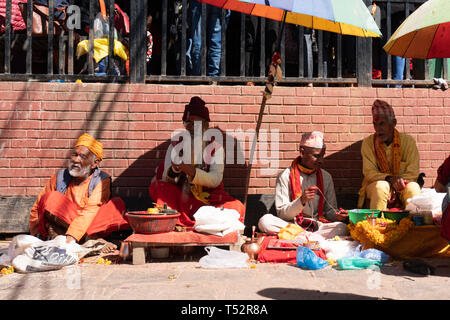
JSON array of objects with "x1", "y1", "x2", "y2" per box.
[
  {"x1": 48, "y1": 0, "x2": 54, "y2": 75},
  {"x1": 259, "y1": 18, "x2": 265, "y2": 78},
  {"x1": 404, "y1": 1, "x2": 410, "y2": 81},
  {"x1": 444, "y1": 59, "x2": 448, "y2": 80},
  {"x1": 129, "y1": 0, "x2": 136, "y2": 81},
  {"x1": 318, "y1": 30, "x2": 323, "y2": 78},
  {"x1": 181, "y1": 0, "x2": 187, "y2": 76},
  {"x1": 201, "y1": 2, "x2": 206, "y2": 76},
  {"x1": 298, "y1": 26, "x2": 304, "y2": 78},
  {"x1": 161, "y1": 0, "x2": 168, "y2": 77},
  {"x1": 88, "y1": 0, "x2": 94, "y2": 75},
  {"x1": 59, "y1": 30, "x2": 65, "y2": 74},
  {"x1": 4, "y1": 0, "x2": 11, "y2": 73},
  {"x1": 136, "y1": 0, "x2": 146, "y2": 82},
  {"x1": 107, "y1": 0, "x2": 115, "y2": 76},
  {"x1": 240, "y1": 13, "x2": 245, "y2": 77},
  {"x1": 143, "y1": 75, "x2": 358, "y2": 84},
  {"x1": 68, "y1": 0, "x2": 74, "y2": 75},
  {"x1": 386, "y1": 0, "x2": 392, "y2": 80},
  {"x1": 26, "y1": 0, "x2": 33, "y2": 74},
  {"x1": 280, "y1": 20, "x2": 285, "y2": 77},
  {"x1": 220, "y1": 8, "x2": 226, "y2": 77},
  {"x1": 337, "y1": 34, "x2": 342, "y2": 78}
]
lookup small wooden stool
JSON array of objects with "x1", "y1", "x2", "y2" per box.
[{"x1": 124, "y1": 231, "x2": 242, "y2": 265}]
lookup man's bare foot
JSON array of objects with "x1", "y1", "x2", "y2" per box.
[{"x1": 100, "y1": 241, "x2": 118, "y2": 254}]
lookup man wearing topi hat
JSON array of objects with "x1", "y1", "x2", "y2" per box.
[
  {"x1": 149, "y1": 96, "x2": 246, "y2": 227},
  {"x1": 258, "y1": 131, "x2": 348, "y2": 235},
  {"x1": 29, "y1": 133, "x2": 129, "y2": 252},
  {"x1": 358, "y1": 100, "x2": 421, "y2": 210}
]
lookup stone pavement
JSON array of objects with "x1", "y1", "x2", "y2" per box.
[{"x1": 0, "y1": 241, "x2": 449, "y2": 301}]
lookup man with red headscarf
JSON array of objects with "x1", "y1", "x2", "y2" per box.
[
  {"x1": 358, "y1": 100, "x2": 421, "y2": 210},
  {"x1": 29, "y1": 133, "x2": 129, "y2": 252},
  {"x1": 258, "y1": 131, "x2": 348, "y2": 234},
  {"x1": 149, "y1": 96, "x2": 245, "y2": 227}
]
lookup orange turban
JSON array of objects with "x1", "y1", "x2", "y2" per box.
[{"x1": 75, "y1": 133, "x2": 103, "y2": 161}]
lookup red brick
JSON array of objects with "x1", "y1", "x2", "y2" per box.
[{"x1": 0, "y1": 187, "x2": 26, "y2": 196}]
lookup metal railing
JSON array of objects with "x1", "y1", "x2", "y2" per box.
[{"x1": 0, "y1": 0, "x2": 446, "y2": 86}]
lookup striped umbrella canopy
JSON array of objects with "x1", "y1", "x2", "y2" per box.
[
  {"x1": 383, "y1": 0, "x2": 450, "y2": 59},
  {"x1": 236, "y1": 0, "x2": 381, "y2": 37}
]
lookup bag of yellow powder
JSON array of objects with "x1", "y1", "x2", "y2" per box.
[{"x1": 278, "y1": 224, "x2": 304, "y2": 240}]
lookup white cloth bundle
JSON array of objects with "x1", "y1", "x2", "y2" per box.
[{"x1": 193, "y1": 206, "x2": 245, "y2": 237}]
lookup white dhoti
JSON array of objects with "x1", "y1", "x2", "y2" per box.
[{"x1": 257, "y1": 214, "x2": 348, "y2": 239}]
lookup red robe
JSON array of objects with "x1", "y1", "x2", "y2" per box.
[{"x1": 149, "y1": 142, "x2": 245, "y2": 227}]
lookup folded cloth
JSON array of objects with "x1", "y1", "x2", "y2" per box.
[{"x1": 193, "y1": 206, "x2": 245, "y2": 237}]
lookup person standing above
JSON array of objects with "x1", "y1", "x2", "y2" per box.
[
  {"x1": 358, "y1": 100, "x2": 421, "y2": 210},
  {"x1": 187, "y1": 0, "x2": 229, "y2": 77}
]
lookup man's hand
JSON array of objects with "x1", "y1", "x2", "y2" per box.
[
  {"x1": 335, "y1": 208, "x2": 348, "y2": 221},
  {"x1": 386, "y1": 175, "x2": 406, "y2": 192},
  {"x1": 300, "y1": 186, "x2": 317, "y2": 205},
  {"x1": 172, "y1": 163, "x2": 196, "y2": 179}
]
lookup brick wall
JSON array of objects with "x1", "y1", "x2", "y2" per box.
[{"x1": 0, "y1": 82, "x2": 449, "y2": 201}]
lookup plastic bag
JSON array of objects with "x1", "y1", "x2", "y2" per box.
[
  {"x1": 337, "y1": 257, "x2": 381, "y2": 270},
  {"x1": 318, "y1": 240, "x2": 359, "y2": 260},
  {"x1": 12, "y1": 235, "x2": 81, "y2": 273},
  {"x1": 353, "y1": 245, "x2": 389, "y2": 264},
  {"x1": 405, "y1": 188, "x2": 446, "y2": 215},
  {"x1": 296, "y1": 246, "x2": 329, "y2": 270},
  {"x1": 93, "y1": 12, "x2": 118, "y2": 39},
  {"x1": 194, "y1": 206, "x2": 245, "y2": 237},
  {"x1": 198, "y1": 246, "x2": 248, "y2": 269}
]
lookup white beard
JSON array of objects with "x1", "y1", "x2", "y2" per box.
[{"x1": 68, "y1": 161, "x2": 92, "y2": 178}]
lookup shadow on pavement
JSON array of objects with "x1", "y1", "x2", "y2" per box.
[
  {"x1": 257, "y1": 287, "x2": 381, "y2": 300},
  {"x1": 380, "y1": 258, "x2": 450, "y2": 278}
]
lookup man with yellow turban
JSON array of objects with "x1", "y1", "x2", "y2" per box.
[
  {"x1": 29, "y1": 133, "x2": 129, "y2": 251},
  {"x1": 358, "y1": 100, "x2": 421, "y2": 210}
]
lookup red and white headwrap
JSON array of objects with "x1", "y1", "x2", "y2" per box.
[
  {"x1": 300, "y1": 131, "x2": 325, "y2": 149},
  {"x1": 372, "y1": 99, "x2": 395, "y2": 122}
]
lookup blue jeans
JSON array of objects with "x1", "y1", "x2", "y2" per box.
[
  {"x1": 187, "y1": 0, "x2": 229, "y2": 76},
  {"x1": 392, "y1": 55, "x2": 405, "y2": 88}
]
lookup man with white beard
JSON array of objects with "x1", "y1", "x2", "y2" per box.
[{"x1": 29, "y1": 133, "x2": 129, "y2": 252}]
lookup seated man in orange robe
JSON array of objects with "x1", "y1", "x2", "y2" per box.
[
  {"x1": 29, "y1": 133, "x2": 129, "y2": 252},
  {"x1": 149, "y1": 96, "x2": 246, "y2": 227}
]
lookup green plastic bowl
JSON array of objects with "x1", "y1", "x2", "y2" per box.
[
  {"x1": 348, "y1": 209, "x2": 381, "y2": 224},
  {"x1": 382, "y1": 210, "x2": 410, "y2": 223}
]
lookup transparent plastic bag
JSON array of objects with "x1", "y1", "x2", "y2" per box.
[
  {"x1": 198, "y1": 246, "x2": 248, "y2": 269},
  {"x1": 296, "y1": 246, "x2": 329, "y2": 270},
  {"x1": 93, "y1": 12, "x2": 118, "y2": 39},
  {"x1": 353, "y1": 245, "x2": 389, "y2": 264}
]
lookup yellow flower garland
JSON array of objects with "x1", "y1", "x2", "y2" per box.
[{"x1": 348, "y1": 217, "x2": 414, "y2": 249}]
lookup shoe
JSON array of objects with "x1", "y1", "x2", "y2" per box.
[{"x1": 403, "y1": 259, "x2": 435, "y2": 276}]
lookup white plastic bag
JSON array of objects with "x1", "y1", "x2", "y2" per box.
[
  {"x1": 318, "y1": 239, "x2": 359, "y2": 260},
  {"x1": 199, "y1": 246, "x2": 248, "y2": 269},
  {"x1": 12, "y1": 235, "x2": 81, "y2": 273},
  {"x1": 405, "y1": 188, "x2": 446, "y2": 214},
  {"x1": 194, "y1": 206, "x2": 245, "y2": 236}
]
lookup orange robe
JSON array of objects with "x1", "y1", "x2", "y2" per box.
[{"x1": 29, "y1": 173, "x2": 129, "y2": 241}]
